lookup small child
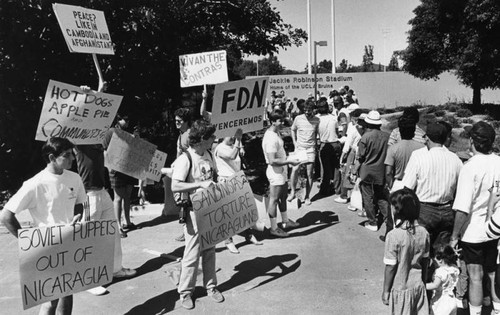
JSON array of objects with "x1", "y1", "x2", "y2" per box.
[
  {"x1": 382, "y1": 188, "x2": 430, "y2": 314},
  {"x1": 426, "y1": 243, "x2": 460, "y2": 315}
]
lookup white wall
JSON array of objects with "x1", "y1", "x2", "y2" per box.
[{"x1": 249, "y1": 72, "x2": 500, "y2": 109}]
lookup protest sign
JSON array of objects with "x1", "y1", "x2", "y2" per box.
[
  {"x1": 52, "y1": 3, "x2": 114, "y2": 55},
  {"x1": 35, "y1": 80, "x2": 122, "y2": 145},
  {"x1": 191, "y1": 171, "x2": 258, "y2": 250},
  {"x1": 179, "y1": 50, "x2": 228, "y2": 87},
  {"x1": 210, "y1": 77, "x2": 268, "y2": 138},
  {"x1": 105, "y1": 129, "x2": 157, "y2": 179},
  {"x1": 18, "y1": 220, "x2": 116, "y2": 309},
  {"x1": 142, "y1": 150, "x2": 168, "y2": 182}
]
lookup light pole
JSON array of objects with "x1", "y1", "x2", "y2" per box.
[{"x1": 314, "y1": 40, "x2": 327, "y2": 101}]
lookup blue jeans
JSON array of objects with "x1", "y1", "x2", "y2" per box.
[{"x1": 418, "y1": 203, "x2": 454, "y2": 248}]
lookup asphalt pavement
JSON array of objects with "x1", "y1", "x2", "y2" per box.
[{"x1": 1, "y1": 184, "x2": 392, "y2": 315}]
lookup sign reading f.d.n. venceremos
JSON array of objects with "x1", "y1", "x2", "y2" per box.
[
  {"x1": 52, "y1": 3, "x2": 114, "y2": 55},
  {"x1": 179, "y1": 50, "x2": 228, "y2": 88},
  {"x1": 210, "y1": 77, "x2": 268, "y2": 138}
]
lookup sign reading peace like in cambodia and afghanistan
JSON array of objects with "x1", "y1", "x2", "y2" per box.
[
  {"x1": 105, "y1": 129, "x2": 157, "y2": 180},
  {"x1": 52, "y1": 3, "x2": 114, "y2": 55},
  {"x1": 18, "y1": 220, "x2": 116, "y2": 309},
  {"x1": 210, "y1": 77, "x2": 268, "y2": 138},
  {"x1": 35, "y1": 80, "x2": 122, "y2": 145},
  {"x1": 192, "y1": 171, "x2": 259, "y2": 251},
  {"x1": 179, "y1": 50, "x2": 228, "y2": 88}
]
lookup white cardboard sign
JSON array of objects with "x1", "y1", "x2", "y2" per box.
[{"x1": 179, "y1": 50, "x2": 228, "y2": 88}]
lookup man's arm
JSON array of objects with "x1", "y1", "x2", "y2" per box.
[
  {"x1": 200, "y1": 91, "x2": 211, "y2": 122},
  {"x1": 0, "y1": 210, "x2": 21, "y2": 238},
  {"x1": 385, "y1": 165, "x2": 394, "y2": 190},
  {"x1": 451, "y1": 210, "x2": 469, "y2": 248}
]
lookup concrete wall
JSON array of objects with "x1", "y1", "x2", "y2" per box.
[{"x1": 249, "y1": 72, "x2": 500, "y2": 109}]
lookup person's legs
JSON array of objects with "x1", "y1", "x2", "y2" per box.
[
  {"x1": 277, "y1": 183, "x2": 288, "y2": 213},
  {"x1": 122, "y1": 184, "x2": 133, "y2": 226},
  {"x1": 331, "y1": 142, "x2": 342, "y2": 194},
  {"x1": 113, "y1": 186, "x2": 126, "y2": 232},
  {"x1": 375, "y1": 185, "x2": 391, "y2": 234},
  {"x1": 39, "y1": 300, "x2": 58, "y2": 315},
  {"x1": 267, "y1": 184, "x2": 280, "y2": 221},
  {"x1": 178, "y1": 212, "x2": 201, "y2": 298},
  {"x1": 305, "y1": 162, "x2": 314, "y2": 200},
  {"x1": 55, "y1": 295, "x2": 72, "y2": 315},
  {"x1": 202, "y1": 247, "x2": 217, "y2": 290},
  {"x1": 359, "y1": 181, "x2": 376, "y2": 225},
  {"x1": 288, "y1": 165, "x2": 299, "y2": 201},
  {"x1": 467, "y1": 263, "x2": 484, "y2": 308},
  {"x1": 319, "y1": 144, "x2": 333, "y2": 195}
]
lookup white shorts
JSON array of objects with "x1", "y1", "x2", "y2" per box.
[
  {"x1": 296, "y1": 147, "x2": 316, "y2": 163},
  {"x1": 266, "y1": 165, "x2": 288, "y2": 186}
]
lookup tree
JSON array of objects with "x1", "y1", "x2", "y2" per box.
[
  {"x1": 0, "y1": 0, "x2": 306, "y2": 190},
  {"x1": 362, "y1": 45, "x2": 374, "y2": 72},
  {"x1": 402, "y1": 0, "x2": 500, "y2": 106},
  {"x1": 315, "y1": 59, "x2": 332, "y2": 73},
  {"x1": 234, "y1": 60, "x2": 257, "y2": 78},
  {"x1": 387, "y1": 51, "x2": 401, "y2": 71},
  {"x1": 337, "y1": 59, "x2": 349, "y2": 73},
  {"x1": 257, "y1": 55, "x2": 284, "y2": 75}
]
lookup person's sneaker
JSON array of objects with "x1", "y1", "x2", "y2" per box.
[
  {"x1": 334, "y1": 197, "x2": 348, "y2": 204},
  {"x1": 225, "y1": 242, "x2": 239, "y2": 254},
  {"x1": 246, "y1": 235, "x2": 263, "y2": 245},
  {"x1": 282, "y1": 219, "x2": 299, "y2": 229},
  {"x1": 122, "y1": 223, "x2": 137, "y2": 231},
  {"x1": 456, "y1": 298, "x2": 466, "y2": 309},
  {"x1": 87, "y1": 286, "x2": 108, "y2": 296},
  {"x1": 287, "y1": 194, "x2": 296, "y2": 202},
  {"x1": 180, "y1": 294, "x2": 194, "y2": 309},
  {"x1": 270, "y1": 227, "x2": 289, "y2": 238},
  {"x1": 207, "y1": 288, "x2": 224, "y2": 303},
  {"x1": 347, "y1": 205, "x2": 357, "y2": 211},
  {"x1": 364, "y1": 222, "x2": 378, "y2": 232},
  {"x1": 113, "y1": 267, "x2": 137, "y2": 279},
  {"x1": 175, "y1": 233, "x2": 185, "y2": 242},
  {"x1": 358, "y1": 211, "x2": 367, "y2": 217},
  {"x1": 304, "y1": 198, "x2": 312, "y2": 206}
]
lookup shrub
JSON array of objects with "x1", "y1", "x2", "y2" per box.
[
  {"x1": 461, "y1": 118, "x2": 473, "y2": 124},
  {"x1": 443, "y1": 115, "x2": 461, "y2": 128},
  {"x1": 434, "y1": 110, "x2": 446, "y2": 117},
  {"x1": 447, "y1": 105, "x2": 459, "y2": 112},
  {"x1": 456, "y1": 108, "x2": 473, "y2": 118},
  {"x1": 426, "y1": 106, "x2": 437, "y2": 114}
]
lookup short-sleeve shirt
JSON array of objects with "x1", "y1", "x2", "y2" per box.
[
  {"x1": 214, "y1": 142, "x2": 241, "y2": 178},
  {"x1": 75, "y1": 144, "x2": 106, "y2": 190},
  {"x1": 291, "y1": 114, "x2": 319, "y2": 149},
  {"x1": 262, "y1": 129, "x2": 286, "y2": 165},
  {"x1": 177, "y1": 128, "x2": 191, "y2": 157},
  {"x1": 172, "y1": 147, "x2": 216, "y2": 194},
  {"x1": 453, "y1": 153, "x2": 500, "y2": 243},
  {"x1": 317, "y1": 114, "x2": 339, "y2": 143},
  {"x1": 5, "y1": 169, "x2": 87, "y2": 227},
  {"x1": 383, "y1": 224, "x2": 430, "y2": 291},
  {"x1": 384, "y1": 140, "x2": 425, "y2": 180},
  {"x1": 432, "y1": 265, "x2": 459, "y2": 296},
  {"x1": 388, "y1": 126, "x2": 426, "y2": 146},
  {"x1": 358, "y1": 128, "x2": 389, "y2": 185}
]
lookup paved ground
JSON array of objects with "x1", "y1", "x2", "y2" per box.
[{"x1": 0, "y1": 185, "x2": 405, "y2": 315}]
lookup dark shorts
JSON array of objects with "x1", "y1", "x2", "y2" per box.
[
  {"x1": 459, "y1": 239, "x2": 498, "y2": 273},
  {"x1": 109, "y1": 170, "x2": 136, "y2": 188}
]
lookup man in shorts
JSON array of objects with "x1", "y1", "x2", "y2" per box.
[
  {"x1": 451, "y1": 121, "x2": 500, "y2": 315},
  {"x1": 262, "y1": 109, "x2": 301, "y2": 237},
  {"x1": 288, "y1": 100, "x2": 319, "y2": 205}
]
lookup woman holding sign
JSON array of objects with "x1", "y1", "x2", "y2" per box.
[
  {"x1": 262, "y1": 109, "x2": 301, "y2": 238},
  {"x1": 214, "y1": 128, "x2": 263, "y2": 254}
]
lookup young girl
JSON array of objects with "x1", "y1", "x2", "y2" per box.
[
  {"x1": 382, "y1": 188, "x2": 430, "y2": 314},
  {"x1": 426, "y1": 243, "x2": 460, "y2": 315}
]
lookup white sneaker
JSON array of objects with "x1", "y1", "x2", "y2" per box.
[
  {"x1": 87, "y1": 286, "x2": 108, "y2": 295},
  {"x1": 334, "y1": 197, "x2": 348, "y2": 204},
  {"x1": 364, "y1": 222, "x2": 378, "y2": 232},
  {"x1": 113, "y1": 267, "x2": 137, "y2": 279}
]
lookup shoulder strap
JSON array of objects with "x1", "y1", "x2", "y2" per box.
[{"x1": 184, "y1": 151, "x2": 192, "y2": 181}]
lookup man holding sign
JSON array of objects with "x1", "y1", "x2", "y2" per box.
[
  {"x1": 171, "y1": 119, "x2": 224, "y2": 310},
  {"x1": 0, "y1": 137, "x2": 87, "y2": 314}
]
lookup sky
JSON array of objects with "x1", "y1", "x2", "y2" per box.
[{"x1": 247, "y1": 0, "x2": 421, "y2": 72}]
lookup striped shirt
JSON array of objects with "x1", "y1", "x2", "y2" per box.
[
  {"x1": 342, "y1": 122, "x2": 361, "y2": 154},
  {"x1": 456, "y1": 154, "x2": 500, "y2": 243},
  {"x1": 402, "y1": 146, "x2": 462, "y2": 204}
]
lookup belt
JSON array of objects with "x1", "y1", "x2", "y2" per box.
[
  {"x1": 321, "y1": 141, "x2": 339, "y2": 144},
  {"x1": 421, "y1": 201, "x2": 452, "y2": 207}
]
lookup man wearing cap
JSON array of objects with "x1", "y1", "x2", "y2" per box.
[
  {"x1": 450, "y1": 121, "x2": 500, "y2": 315},
  {"x1": 354, "y1": 110, "x2": 390, "y2": 232},
  {"x1": 402, "y1": 122, "x2": 462, "y2": 246}
]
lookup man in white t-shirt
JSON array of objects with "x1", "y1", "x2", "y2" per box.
[
  {"x1": 0, "y1": 137, "x2": 87, "y2": 315},
  {"x1": 288, "y1": 100, "x2": 319, "y2": 205},
  {"x1": 450, "y1": 122, "x2": 500, "y2": 315},
  {"x1": 171, "y1": 119, "x2": 224, "y2": 310}
]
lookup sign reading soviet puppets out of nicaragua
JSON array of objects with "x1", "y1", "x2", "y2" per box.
[
  {"x1": 52, "y1": 3, "x2": 114, "y2": 55},
  {"x1": 105, "y1": 129, "x2": 157, "y2": 180},
  {"x1": 18, "y1": 220, "x2": 116, "y2": 309},
  {"x1": 179, "y1": 50, "x2": 228, "y2": 87},
  {"x1": 36, "y1": 80, "x2": 122, "y2": 145},
  {"x1": 192, "y1": 171, "x2": 259, "y2": 251},
  {"x1": 211, "y1": 77, "x2": 268, "y2": 138}
]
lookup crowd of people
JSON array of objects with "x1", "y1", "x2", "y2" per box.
[{"x1": 2, "y1": 82, "x2": 500, "y2": 315}]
